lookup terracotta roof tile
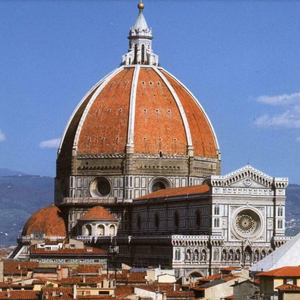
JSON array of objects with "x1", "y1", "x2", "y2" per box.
[
  {"x1": 22, "y1": 204, "x2": 66, "y2": 237},
  {"x1": 41, "y1": 287, "x2": 73, "y2": 300},
  {"x1": 0, "y1": 291, "x2": 39, "y2": 299},
  {"x1": 135, "y1": 184, "x2": 210, "y2": 200},
  {"x1": 59, "y1": 276, "x2": 104, "y2": 285},
  {"x1": 77, "y1": 265, "x2": 104, "y2": 274},
  {"x1": 79, "y1": 206, "x2": 116, "y2": 221},
  {"x1": 3, "y1": 261, "x2": 39, "y2": 275},
  {"x1": 116, "y1": 271, "x2": 147, "y2": 283},
  {"x1": 114, "y1": 285, "x2": 133, "y2": 297},
  {"x1": 257, "y1": 266, "x2": 300, "y2": 277},
  {"x1": 197, "y1": 273, "x2": 222, "y2": 283},
  {"x1": 134, "y1": 283, "x2": 194, "y2": 297},
  {"x1": 60, "y1": 67, "x2": 219, "y2": 162},
  {"x1": 276, "y1": 284, "x2": 300, "y2": 291}
]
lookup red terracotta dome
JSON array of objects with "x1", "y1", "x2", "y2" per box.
[
  {"x1": 58, "y1": 66, "x2": 219, "y2": 158},
  {"x1": 79, "y1": 206, "x2": 116, "y2": 221},
  {"x1": 22, "y1": 204, "x2": 66, "y2": 237}
]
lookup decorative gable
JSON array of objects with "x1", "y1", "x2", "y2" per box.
[{"x1": 207, "y1": 165, "x2": 288, "y2": 189}]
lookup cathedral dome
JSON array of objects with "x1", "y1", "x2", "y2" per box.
[
  {"x1": 58, "y1": 66, "x2": 219, "y2": 159},
  {"x1": 22, "y1": 204, "x2": 66, "y2": 237},
  {"x1": 55, "y1": 2, "x2": 221, "y2": 204}
]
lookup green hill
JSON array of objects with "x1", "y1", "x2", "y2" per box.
[{"x1": 0, "y1": 170, "x2": 54, "y2": 245}]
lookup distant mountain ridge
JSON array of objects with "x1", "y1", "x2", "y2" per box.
[
  {"x1": 0, "y1": 168, "x2": 299, "y2": 246},
  {"x1": 0, "y1": 169, "x2": 54, "y2": 245},
  {"x1": 0, "y1": 168, "x2": 27, "y2": 177}
]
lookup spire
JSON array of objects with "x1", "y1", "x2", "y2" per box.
[{"x1": 122, "y1": 1, "x2": 159, "y2": 66}]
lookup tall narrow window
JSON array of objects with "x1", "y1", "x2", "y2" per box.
[
  {"x1": 142, "y1": 44, "x2": 145, "y2": 64},
  {"x1": 214, "y1": 205, "x2": 220, "y2": 215},
  {"x1": 137, "y1": 214, "x2": 141, "y2": 230},
  {"x1": 214, "y1": 218, "x2": 220, "y2": 228},
  {"x1": 86, "y1": 225, "x2": 92, "y2": 236},
  {"x1": 134, "y1": 44, "x2": 138, "y2": 64},
  {"x1": 196, "y1": 210, "x2": 201, "y2": 228},
  {"x1": 174, "y1": 211, "x2": 180, "y2": 230},
  {"x1": 154, "y1": 213, "x2": 160, "y2": 230}
]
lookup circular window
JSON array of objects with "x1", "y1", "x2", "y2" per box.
[
  {"x1": 232, "y1": 208, "x2": 262, "y2": 240},
  {"x1": 149, "y1": 177, "x2": 171, "y2": 193},
  {"x1": 152, "y1": 181, "x2": 166, "y2": 192},
  {"x1": 90, "y1": 177, "x2": 111, "y2": 197}
]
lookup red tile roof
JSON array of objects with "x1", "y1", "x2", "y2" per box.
[
  {"x1": 114, "y1": 285, "x2": 133, "y2": 297},
  {"x1": 135, "y1": 184, "x2": 210, "y2": 200},
  {"x1": 41, "y1": 287, "x2": 73, "y2": 300},
  {"x1": 3, "y1": 261, "x2": 39, "y2": 275},
  {"x1": 22, "y1": 204, "x2": 66, "y2": 237},
  {"x1": 0, "y1": 291, "x2": 39, "y2": 299},
  {"x1": 59, "y1": 276, "x2": 104, "y2": 285},
  {"x1": 276, "y1": 284, "x2": 300, "y2": 291},
  {"x1": 257, "y1": 266, "x2": 300, "y2": 277},
  {"x1": 79, "y1": 206, "x2": 116, "y2": 221},
  {"x1": 134, "y1": 283, "x2": 195, "y2": 298},
  {"x1": 116, "y1": 271, "x2": 147, "y2": 283},
  {"x1": 197, "y1": 273, "x2": 222, "y2": 283},
  {"x1": 77, "y1": 265, "x2": 104, "y2": 274}
]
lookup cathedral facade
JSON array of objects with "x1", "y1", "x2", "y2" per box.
[{"x1": 11, "y1": 2, "x2": 289, "y2": 277}]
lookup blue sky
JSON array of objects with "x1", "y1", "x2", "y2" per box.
[{"x1": 0, "y1": 0, "x2": 300, "y2": 184}]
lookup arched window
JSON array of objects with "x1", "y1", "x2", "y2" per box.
[
  {"x1": 245, "y1": 246, "x2": 252, "y2": 262},
  {"x1": 174, "y1": 211, "x2": 180, "y2": 230},
  {"x1": 201, "y1": 250, "x2": 207, "y2": 261},
  {"x1": 97, "y1": 225, "x2": 104, "y2": 236},
  {"x1": 229, "y1": 250, "x2": 234, "y2": 261},
  {"x1": 194, "y1": 249, "x2": 199, "y2": 261},
  {"x1": 141, "y1": 44, "x2": 145, "y2": 64},
  {"x1": 85, "y1": 224, "x2": 92, "y2": 236},
  {"x1": 109, "y1": 225, "x2": 115, "y2": 236},
  {"x1": 254, "y1": 250, "x2": 259, "y2": 262},
  {"x1": 175, "y1": 248, "x2": 181, "y2": 261},
  {"x1": 222, "y1": 250, "x2": 227, "y2": 261},
  {"x1": 196, "y1": 210, "x2": 201, "y2": 228},
  {"x1": 214, "y1": 218, "x2": 220, "y2": 228},
  {"x1": 278, "y1": 207, "x2": 283, "y2": 216},
  {"x1": 134, "y1": 44, "x2": 138, "y2": 64},
  {"x1": 186, "y1": 249, "x2": 191, "y2": 261},
  {"x1": 235, "y1": 249, "x2": 241, "y2": 261},
  {"x1": 214, "y1": 205, "x2": 220, "y2": 215},
  {"x1": 154, "y1": 213, "x2": 160, "y2": 230},
  {"x1": 278, "y1": 220, "x2": 283, "y2": 229},
  {"x1": 152, "y1": 181, "x2": 166, "y2": 192},
  {"x1": 213, "y1": 249, "x2": 219, "y2": 261}
]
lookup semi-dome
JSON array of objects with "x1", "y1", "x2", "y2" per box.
[
  {"x1": 55, "y1": 2, "x2": 221, "y2": 205},
  {"x1": 22, "y1": 204, "x2": 66, "y2": 237},
  {"x1": 79, "y1": 206, "x2": 116, "y2": 221}
]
